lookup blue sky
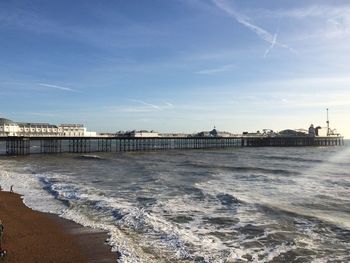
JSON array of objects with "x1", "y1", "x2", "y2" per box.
[{"x1": 1, "y1": 0, "x2": 349, "y2": 137}]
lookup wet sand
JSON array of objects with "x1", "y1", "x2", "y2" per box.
[{"x1": 0, "y1": 191, "x2": 117, "y2": 262}]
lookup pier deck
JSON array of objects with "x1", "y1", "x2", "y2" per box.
[{"x1": 0, "y1": 135, "x2": 344, "y2": 156}]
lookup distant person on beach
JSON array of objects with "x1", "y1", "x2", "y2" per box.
[
  {"x1": 10, "y1": 185, "x2": 13, "y2": 193},
  {"x1": 0, "y1": 220, "x2": 4, "y2": 250}
]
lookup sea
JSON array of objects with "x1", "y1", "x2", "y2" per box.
[{"x1": 0, "y1": 142, "x2": 349, "y2": 263}]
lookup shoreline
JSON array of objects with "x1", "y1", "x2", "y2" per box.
[{"x1": 0, "y1": 191, "x2": 117, "y2": 262}]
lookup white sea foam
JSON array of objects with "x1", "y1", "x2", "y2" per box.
[
  {"x1": 0, "y1": 163, "x2": 146, "y2": 263},
  {"x1": 38, "y1": 177, "x2": 163, "y2": 262},
  {"x1": 34, "y1": 174, "x2": 331, "y2": 263},
  {"x1": 0, "y1": 164, "x2": 66, "y2": 214}
]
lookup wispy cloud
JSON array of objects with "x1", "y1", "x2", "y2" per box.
[
  {"x1": 38, "y1": 83, "x2": 76, "y2": 92},
  {"x1": 256, "y1": 5, "x2": 350, "y2": 20},
  {"x1": 129, "y1": 99, "x2": 162, "y2": 111},
  {"x1": 195, "y1": 63, "x2": 236, "y2": 75},
  {"x1": 104, "y1": 100, "x2": 175, "y2": 114},
  {"x1": 212, "y1": 0, "x2": 295, "y2": 55},
  {"x1": 249, "y1": 5, "x2": 350, "y2": 41},
  {"x1": 165, "y1": 102, "x2": 174, "y2": 108}
]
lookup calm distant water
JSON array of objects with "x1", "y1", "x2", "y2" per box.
[{"x1": 0, "y1": 143, "x2": 349, "y2": 263}]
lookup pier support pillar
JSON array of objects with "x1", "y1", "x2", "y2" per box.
[
  {"x1": 98, "y1": 139, "x2": 112, "y2": 152},
  {"x1": 69, "y1": 138, "x2": 91, "y2": 153},
  {"x1": 6, "y1": 138, "x2": 30, "y2": 156},
  {"x1": 40, "y1": 139, "x2": 61, "y2": 154}
]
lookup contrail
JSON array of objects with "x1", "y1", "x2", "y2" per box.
[
  {"x1": 39, "y1": 83, "x2": 76, "y2": 92},
  {"x1": 264, "y1": 28, "x2": 278, "y2": 58},
  {"x1": 212, "y1": 0, "x2": 296, "y2": 55}
]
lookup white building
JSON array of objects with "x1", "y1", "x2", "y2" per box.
[
  {"x1": 59, "y1": 124, "x2": 96, "y2": 137},
  {"x1": 127, "y1": 130, "x2": 159, "y2": 137},
  {"x1": 17, "y1": 122, "x2": 61, "y2": 137},
  {"x1": 197, "y1": 127, "x2": 234, "y2": 137},
  {"x1": 0, "y1": 118, "x2": 20, "y2": 136},
  {"x1": 0, "y1": 118, "x2": 96, "y2": 137}
]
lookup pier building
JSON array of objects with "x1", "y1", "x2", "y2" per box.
[
  {"x1": 0, "y1": 118, "x2": 19, "y2": 136},
  {"x1": 125, "y1": 130, "x2": 159, "y2": 137},
  {"x1": 0, "y1": 118, "x2": 96, "y2": 137},
  {"x1": 196, "y1": 127, "x2": 234, "y2": 137},
  {"x1": 60, "y1": 124, "x2": 97, "y2": 137}
]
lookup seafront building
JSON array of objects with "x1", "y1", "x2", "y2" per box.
[
  {"x1": 60, "y1": 124, "x2": 97, "y2": 137},
  {"x1": 196, "y1": 127, "x2": 234, "y2": 137},
  {"x1": 125, "y1": 130, "x2": 159, "y2": 137},
  {"x1": 0, "y1": 118, "x2": 96, "y2": 137}
]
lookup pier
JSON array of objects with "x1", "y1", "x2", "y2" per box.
[
  {"x1": 242, "y1": 136, "x2": 344, "y2": 147},
  {"x1": 0, "y1": 135, "x2": 344, "y2": 156}
]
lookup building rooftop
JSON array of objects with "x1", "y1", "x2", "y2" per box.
[
  {"x1": 0, "y1": 118, "x2": 16, "y2": 125},
  {"x1": 17, "y1": 122, "x2": 58, "y2": 128}
]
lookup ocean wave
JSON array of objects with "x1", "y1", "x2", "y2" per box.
[
  {"x1": 0, "y1": 165, "x2": 66, "y2": 214},
  {"x1": 263, "y1": 155, "x2": 324, "y2": 163},
  {"x1": 25, "y1": 175, "x2": 165, "y2": 262},
  {"x1": 75, "y1": 154, "x2": 105, "y2": 160},
  {"x1": 181, "y1": 162, "x2": 300, "y2": 176}
]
